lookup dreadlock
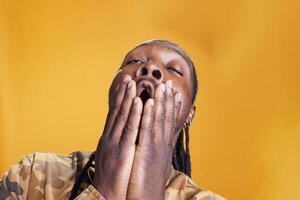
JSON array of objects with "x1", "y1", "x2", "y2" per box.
[{"x1": 172, "y1": 127, "x2": 191, "y2": 177}]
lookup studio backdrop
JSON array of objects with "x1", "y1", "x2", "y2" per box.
[{"x1": 0, "y1": 1, "x2": 299, "y2": 199}]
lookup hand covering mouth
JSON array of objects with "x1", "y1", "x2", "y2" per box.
[{"x1": 136, "y1": 80, "x2": 155, "y2": 105}]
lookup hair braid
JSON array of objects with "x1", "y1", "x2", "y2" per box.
[
  {"x1": 184, "y1": 127, "x2": 191, "y2": 177},
  {"x1": 172, "y1": 127, "x2": 191, "y2": 177},
  {"x1": 69, "y1": 152, "x2": 95, "y2": 200}
]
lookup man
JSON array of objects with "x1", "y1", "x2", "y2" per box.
[{"x1": 0, "y1": 40, "x2": 225, "y2": 200}]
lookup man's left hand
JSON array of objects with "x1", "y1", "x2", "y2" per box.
[{"x1": 127, "y1": 80, "x2": 182, "y2": 200}]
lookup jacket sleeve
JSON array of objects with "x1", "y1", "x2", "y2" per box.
[
  {"x1": 0, "y1": 155, "x2": 34, "y2": 200},
  {"x1": 74, "y1": 185, "x2": 105, "y2": 200},
  {"x1": 0, "y1": 153, "x2": 106, "y2": 200}
]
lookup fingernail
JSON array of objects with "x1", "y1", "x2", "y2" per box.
[
  {"x1": 166, "y1": 80, "x2": 173, "y2": 89},
  {"x1": 123, "y1": 76, "x2": 131, "y2": 83},
  {"x1": 175, "y1": 93, "x2": 182, "y2": 102},
  {"x1": 133, "y1": 97, "x2": 139, "y2": 104},
  {"x1": 148, "y1": 98, "x2": 154, "y2": 106}
]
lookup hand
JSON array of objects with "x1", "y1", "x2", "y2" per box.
[
  {"x1": 127, "y1": 80, "x2": 182, "y2": 200},
  {"x1": 92, "y1": 75, "x2": 143, "y2": 200}
]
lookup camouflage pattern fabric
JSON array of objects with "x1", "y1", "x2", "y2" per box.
[{"x1": 0, "y1": 151, "x2": 225, "y2": 200}]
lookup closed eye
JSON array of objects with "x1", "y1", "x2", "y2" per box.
[
  {"x1": 126, "y1": 59, "x2": 143, "y2": 65},
  {"x1": 167, "y1": 67, "x2": 183, "y2": 76}
]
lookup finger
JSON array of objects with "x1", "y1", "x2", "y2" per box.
[
  {"x1": 110, "y1": 79, "x2": 136, "y2": 142},
  {"x1": 171, "y1": 92, "x2": 182, "y2": 147},
  {"x1": 164, "y1": 80, "x2": 175, "y2": 142},
  {"x1": 153, "y1": 83, "x2": 166, "y2": 142},
  {"x1": 174, "y1": 92, "x2": 182, "y2": 122},
  {"x1": 103, "y1": 75, "x2": 131, "y2": 136},
  {"x1": 138, "y1": 98, "x2": 154, "y2": 146},
  {"x1": 119, "y1": 97, "x2": 143, "y2": 147}
]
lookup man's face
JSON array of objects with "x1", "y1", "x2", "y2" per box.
[{"x1": 109, "y1": 44, "x2": 194, "y2": 132}]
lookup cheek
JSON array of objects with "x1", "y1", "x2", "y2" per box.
[{"x1": 121, "y1": 66, "x2": 137, "y2": 77}]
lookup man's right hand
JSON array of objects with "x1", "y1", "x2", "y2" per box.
[{"x1": 92, "y1": 75, "x2": 142, "y2": 200}]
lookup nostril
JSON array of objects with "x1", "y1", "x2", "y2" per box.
[
  {"x1": 141, "y1": 67, "x2": 148, "y2": 76},
  {"x1": 152, "y1": 70, "x2": 162, "y2": 80}
]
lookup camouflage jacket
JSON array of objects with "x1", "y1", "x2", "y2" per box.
[{"x1": 0, "y1": 151, "x2": 225, "y2": 200}]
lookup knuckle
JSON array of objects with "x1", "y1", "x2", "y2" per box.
[
  {"x1": 165, "y1": 105, "x2": 173, "y2": 112},
  {"x1": 123, "y1": 91, "x2": 132, "y2": 101},
  {"x1": 158, "y1": 121, "x2": 164, "y2": 128},
  {"x1": 167, "y1": 92, "x2": 173, "y2": 99},
  {"x1": 110, "y1": 145, "x2": 120, "y2": 156},
  {"x1": 168, "y1": 141, "x2": 174, "y2": 148},
  {"x1": 166, "y1": 115, "x2": 175, "y2": 125},
  {"x1": 105, "y1": 139, "x2": 118, "y2": 150},
  {"x1": 110, "y1": 105, "x2": 120, "y2": 114},
  {"x1": 109, "y1": 109, "x2": 116, "y2": 116},
  {"x1": 130, "y1": 108, "x2": 141, "y2": 117},
  {"x1": 141, "y1": 127, "x2": 152, "y2": 133},
  {"x1": 116, "y1": 111, "x2": 127, "y2": 121},
  {"x1": 157, "y1": 98, "x2": 164, "y2": 104},
  {"x1": 119, "y1": 137, "x2": 130, "y2": 148},
  {"x1": 99, "y1": 136, "x2": 109, "y2": 147},
  {"x1": 119, "y1": 134, "x2": 136, "y2": 149},
  {"x1": 155, "y1": 115, "x2": 164, "y2": 127},
  {"x1": 124, "y1": 123, "x2": 137, "y2": 133},
  {"x1": 156, "y1": 114, "x2": 164, "y2": 122},
  {"x1": 152, "y1": 137, "x2": 161, "y2": 145}
]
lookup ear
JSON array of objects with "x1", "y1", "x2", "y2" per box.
[{"x1": 184, "y1": 105, "x2": 196, "y2": 128}]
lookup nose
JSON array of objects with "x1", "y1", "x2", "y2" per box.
[{"x1": 135, "y1": 62, "x2": 163, "y2": 82}]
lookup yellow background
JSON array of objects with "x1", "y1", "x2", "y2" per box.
[{"x1": 1, "y1": 0, "x2": 299, "y2": 199}]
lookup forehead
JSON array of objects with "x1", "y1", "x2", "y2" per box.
[{"x1": 126, "y1": 44, "x2": 191, "y2": 68}]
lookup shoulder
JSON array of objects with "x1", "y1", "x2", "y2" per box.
[
  {"x1": 18, "y1": 151, "x2": 92, "y2": 168},
  {"x1": 23, "y1": 151, "x2": 93, "y2": 173},
  {"x1": 166, "y1": 170, "x2": 226, "y2": 200},
  {"x1": 7, "y1": 151, "x2": 93, "y2": 188},
  {"x1": 27, "y1": 151, "x2": 92, "y2": 164},
  {"x1": 1, "y1": 151, "x2": 93, "y2": 199}
]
